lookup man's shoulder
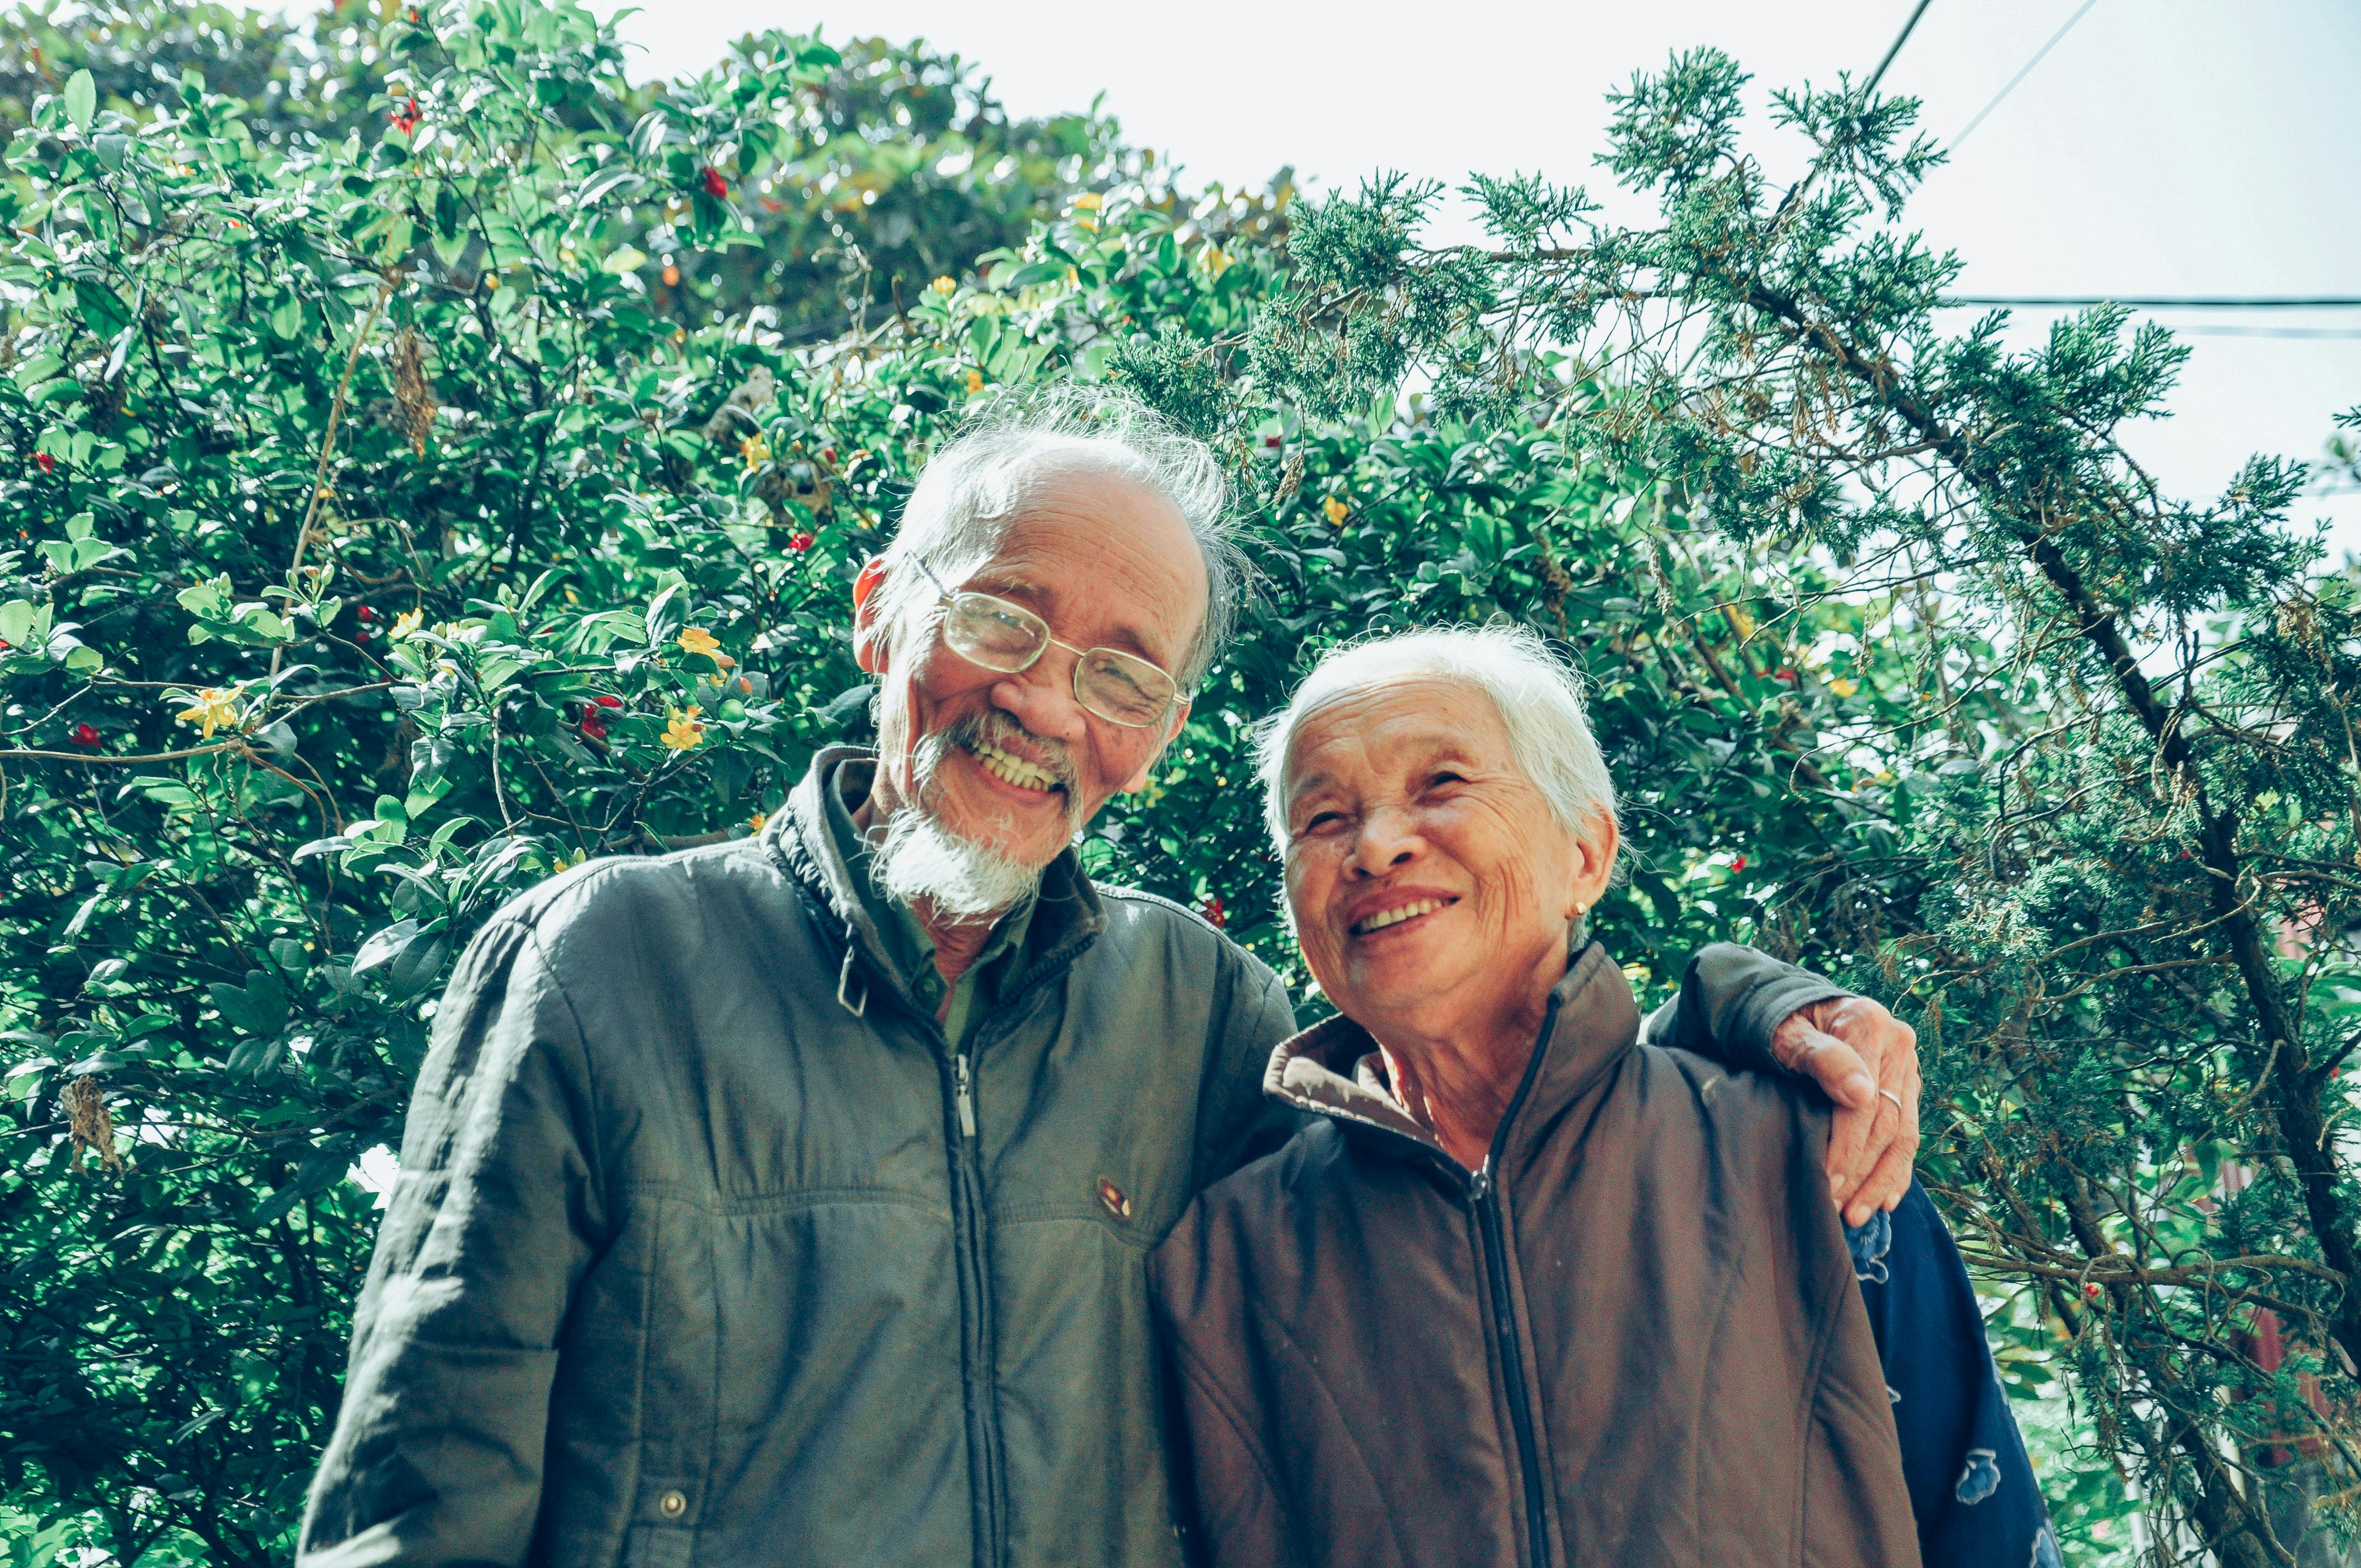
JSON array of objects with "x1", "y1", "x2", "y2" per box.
[
  {"x1": 1090, "y1": 881, "x2": 1271, "y2": 979},
  {"x1": 477, "y1": 836, "x2": 811, "y2": 974}
]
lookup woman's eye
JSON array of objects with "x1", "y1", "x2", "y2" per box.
[
  {"x1": 1428, "y1": 771, "x2": 1465, "y2": 789},
  {"x1": 1303, "y1": 810, "x2": 1342, "y2": 833}
]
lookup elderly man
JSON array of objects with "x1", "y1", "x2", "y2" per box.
[
  {"x1": 298, "y1": 390, "x2": 1921, "y2": 1568},
  {"x1": 1151, "y1": 626, "x2": 2052, "y2": 1568}
]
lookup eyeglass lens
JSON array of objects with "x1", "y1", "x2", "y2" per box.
[{"x1": 941, "y1": 592, "x2": 1174, "y2": 726}]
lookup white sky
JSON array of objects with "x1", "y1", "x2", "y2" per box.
[{"x1": 599, "y1": 0, "x2": 2361, "y2": 552}]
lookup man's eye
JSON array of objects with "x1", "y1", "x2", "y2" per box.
[
  {"x1": 1302, "y1": 810, "x2": 1343, "y2": 833},
  {"x1": 1428, "y1": 771, "x2": 1466, "y2": 788}
]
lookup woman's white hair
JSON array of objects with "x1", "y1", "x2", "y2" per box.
[
  {"x1": 869, "y1": 384, "x2": 1243, "y2": 687},
  {"x1": 1254, "y1": 623, "x2": 1620, "y2": 856}
]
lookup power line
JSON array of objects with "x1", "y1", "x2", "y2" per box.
[
  {"x1": 2174, "y1": 326, "x2": 2361, "y2": 341},
  {"x1": 1951, "y1": 0, "x2": 2102, "y2": 150},
  {"x1": 1942, "y1": 296, "x2": 2361, "y2": 309},
  {"x1": 1866, "y1": 0, "x2": 1938, "y2": 96},
  {"x1": 1769, "y1": 0, "x2": 1935, "y2": 224}
]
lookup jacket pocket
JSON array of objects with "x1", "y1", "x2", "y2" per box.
[{"x1": 622, "y1": 1523, "x2": 693, "y2": 1568}]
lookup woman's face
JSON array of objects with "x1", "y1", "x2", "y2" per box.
[{"x1": 1279, "y1": 676, "x2": 1617, "y2": 1046}]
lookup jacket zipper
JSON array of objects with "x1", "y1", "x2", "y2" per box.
[
  {"x1": 828, "y1": 917, "x2": 1096, "y2": 1568},
  {"x1": 938, "y1": 1035, "x2": 1006, "y2": 1568},
  {"x1": 1471, "y1": 1160, "x2": 1551, "y2": 1568}
]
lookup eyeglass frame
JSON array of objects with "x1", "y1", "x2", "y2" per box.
[{"x1": 905, "y1": 554, "x2": 1186, "y2": 730}]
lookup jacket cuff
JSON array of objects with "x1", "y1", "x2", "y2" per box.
[{"x1": 1680, "y1": 942, "x2": 1853, "y2": 1076}]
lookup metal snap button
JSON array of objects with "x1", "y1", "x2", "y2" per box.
[
  {"x1": 657, "y1": 1490, "x2": 687, "y2": 1520},
  {"x1": 1097, "y1": 1177, "x2": 1132, "y2": 1220}
]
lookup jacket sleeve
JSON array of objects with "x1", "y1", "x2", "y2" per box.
[
  {"x1": 1639, "y1": 941, "x2": 1851, "y2": 1075},
  {"x1": 1150, "y1": 1212, "x2": 1309, "y2": 1568},
  {"x1": 298, "y1": 916, "x2": 607, "y2": 1568},
  {"x1": 1189, "y1": 956, "x2": 1301, "y2": 1193}
]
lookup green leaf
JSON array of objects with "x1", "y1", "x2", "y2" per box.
[{"x1": 63, "y1": 69, "x2": 95, "y2": 132}]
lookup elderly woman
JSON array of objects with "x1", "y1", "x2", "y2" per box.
[{"x1": 1149, "y1": 627, "x2": 2053, "y2": 1568}]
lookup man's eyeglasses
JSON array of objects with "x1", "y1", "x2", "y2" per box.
[{"x1": 909, "y1": 557, "x2": 1182, "y2": 729}]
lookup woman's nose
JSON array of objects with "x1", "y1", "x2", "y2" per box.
[{"x1": 1347, "y1": 807, "x2": 1424, "y2": 876}]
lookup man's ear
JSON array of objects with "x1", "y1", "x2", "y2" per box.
[
  {"x1": 852, "y1": 557, "x2": 890, "y2": 676},
  {"x1": 1118, "y1": 699, "x2": 1191, "y2": 794}
]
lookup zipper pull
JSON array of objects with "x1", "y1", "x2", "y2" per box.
[
  {"x1": 954, "y1": 1053, "x2": 977, "y2": 1139},
  {"x1": 1468, "y1": 1162, "x2": 1492, "y2": 1204}
]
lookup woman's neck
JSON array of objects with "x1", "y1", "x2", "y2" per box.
[{"x1": 1372, "y1": 977, "x2": 1557, "y2": 1172}]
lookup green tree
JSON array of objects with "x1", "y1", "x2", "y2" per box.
[{"x1": 1243, "y1": 48, "x2": 2361, "y2": 1566}]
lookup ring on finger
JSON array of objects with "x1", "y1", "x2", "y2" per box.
[{"x1": 1878, "y1": 1088, "x2": 1904, "y2": 1113}]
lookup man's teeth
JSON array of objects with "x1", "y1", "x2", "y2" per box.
[
  {"x1": 1353, "y1": 899, "x2": 1446, "y2": 935},
  {"x1": 969, "y1": 740, "x2": 1059, "y2": 792}
]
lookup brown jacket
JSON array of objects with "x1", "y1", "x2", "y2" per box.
[{"x1": 1147, "y1": 943, "x2": 1921, "y2": 1568}]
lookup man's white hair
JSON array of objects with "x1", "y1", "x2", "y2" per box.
[
  {"x1": 869, "y1": 384, "x2": 1244, "y2": 686},
  {"x1": 1254, "y1": 624, "x2": 1620, "y2": 856}
]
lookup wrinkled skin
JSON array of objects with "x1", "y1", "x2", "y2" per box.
[
  {"x1": 1281, "y1": 673, "x2": 1916, "y2": 1215},
  {"x1": 1280, "y1": 676, "x2": 1618, "y2": 1169},
  {"x1": 851, "y1": 462, "x2": 1199, "y2": 974}
]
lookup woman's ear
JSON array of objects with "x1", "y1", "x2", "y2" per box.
[
  {"x1": 1118, "y1": 700, "x2": 1192, "y2": 794},
  {"x1": 852, "y1": 557, "x2": 890, "y2": 676},
  {"x1": 1568, "y1": 810, "x2": 1620, "y2": 918}
]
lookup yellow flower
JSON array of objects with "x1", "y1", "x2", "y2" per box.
[
  {"x1": 1199, "y1": 243, "x2": 1232, "y2": 279},
  {"x1": 1323, "y1": 496, "x2": 1348, "y2": 526},
  {"x1": 676, "y1": 627, "x2": 723, "y2": 661},
  {"x1": 173, "y1": 687, "x2": 242, "y2": 738},
  {"x1": 965, "y1": 368, "x2": 984, "y2": 394},
  {"x1": 1727, "y1": 607, "x2": 1756, "y2": 639},
  {"x1": 747, "y1": 811, "x2": 768, "y2": 836},
  {"x1": 554, "y1": 846, "x2": 588, "y2": 870},
  {"x1": 930, "y1": 275, "x2": 957, "y2": 295},
  {"x1": 1829, "y1": 677, "x2": 1859, "y2": 698},
  {"x1": 1073, "y1": 192, "x2": 1102, "y2": 210},
  {"x1": 661, "y1": 708, "x2": 705, "y2": 751},
  {"x1": 390, "y1": 608, "x2": 423, "y2": 640},
  {"x1": 739, "y1": 433, "x2": 771, "y2": 469}
]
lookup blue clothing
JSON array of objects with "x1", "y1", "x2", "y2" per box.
[{"x1": 1848, "y1": 1182, "x2": 2061, "y2": 1568}]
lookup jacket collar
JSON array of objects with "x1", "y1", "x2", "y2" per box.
[
  {"x1": 1264, "y1": 941, "x2": 1644, "y2": 1170},
  {"x1": 768, "y1": 745, "x2": 1108, "y2": 1020}
]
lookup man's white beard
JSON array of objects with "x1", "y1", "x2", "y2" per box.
[
  {"x1": 872, "y1": 807, "x2": 1044, "y2": 921},
  {"x1": 869, "y1": 717, "x2": 1077, "y2": 921}
]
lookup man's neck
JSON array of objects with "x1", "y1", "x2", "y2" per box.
[{"x1": 853, "y1": 778, "x2": 1013, "y2": 992}]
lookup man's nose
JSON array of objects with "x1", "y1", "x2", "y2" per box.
[
  {"x1": 1347, "y1": 807, "x2": 1424, "y2": 878},
  {"x1": 990, "y1": 647, "x2": 1090, "y2": 745}
]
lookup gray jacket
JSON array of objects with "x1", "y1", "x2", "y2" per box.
[{"x1": 298, "y1": 748, "x2": 1841, "y2": 1568}]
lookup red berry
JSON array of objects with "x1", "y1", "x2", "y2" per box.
[
  {"x1": 701, "y1": 167, "x2": 728, "y2": 199},
  {"x1": 356, "y1": 605, "x2": 377, "y2": 622},
  {"x1": 2085, "y1": 1283, "x2": 2101, "y2": 1298},
  {"x1": 70, "y1": 723, "x2": 100, "y2": 748},
  {"x1": 1264, "y1": 435, "x2": 1282, "y2": 448},
  {"x1": 34, "y1": 453, "x2": 53, "y2": 474},
  {"x1": 787, "y1": 532, "x2": 815, "y2": 553},
  {"x1": 819, "y1": 446, "x2": 837, "y2": 462},
  {"x1": 579, "y1": 712, "x2": 607, "y2": 741},
  {"x1": 1731, "y1": 854, "x2": 1748, "y2": 873},
  {"x1": 1200, "y1": 895, "x2": 1226, "y2": 930},
  {"x1": 594, "y1": 693, "x2": 623, "y2": 708}
]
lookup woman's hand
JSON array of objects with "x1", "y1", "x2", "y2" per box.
[{"x1": 1770, "y1": 996, "x2": 1921, "y2": 1227}]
